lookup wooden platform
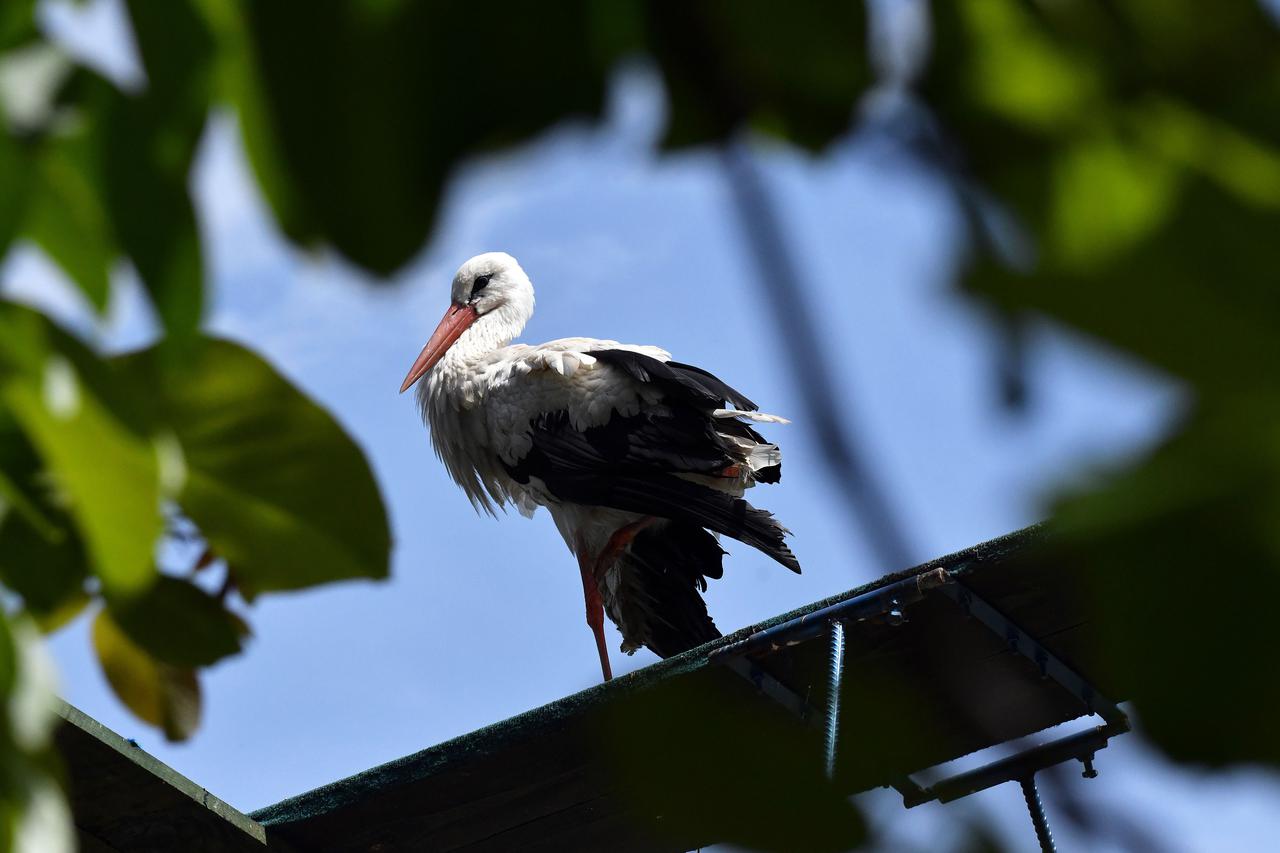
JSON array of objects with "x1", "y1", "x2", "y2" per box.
[{"x1": 57, "y1": 525, "x2": 1122, "y2": 851}]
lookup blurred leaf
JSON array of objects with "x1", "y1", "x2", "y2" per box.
[
  {"x1": 32, "y1": 590, "x2": 90, "y2": 635},
  {"x1": 0, "y1": 612, "x2": 75, "y2": 853},
  {"x1": 108, "y1": 575, "x2": 243, "y2": 667},
  {"x1": 0, "y1": 508, "x2": 86, "y2": 617},
  {"x1": 0, "y1": 125, "x2": 32, "y2": 260},
  {"x1": 43, "y1": 0, "x2": 217, "y2": 344},
  {"x1": 94, "y1": 87, "x2": 206, "y2": 344},
  {"x1": 1052, "y1": 398, "x2": 1280, "y2": 767},
  {"x1": 223, "y1": 0, "x2": 623, "y2": 275},
  {"x1": 926, "y1": 0, "x2": 1280, "y2": 394},
  {"x1": 92, "y1": 608, "x2": 201, "y2": 742},
  {"x1": 603, "y1": 677, "x2": 867, "y2": 852},
  {"x1": 0, "y1": 0, "x2": 37, "y2": 52},
  {"x1": 0, "y1": 304, "x2": 161, "y2": 598},
  {"x1": 972, "y1": 177, "x2": 1280, "y2": 394},
  {"x1": 922, "y1": 0, "x2": 1280, "y2": 772},
  {"x1": 0, "y1": 417, "x2": 59, "y2": 540},
  {"x1": 25, "y1": 134, "x2": 115, "y2": 312},
  {"x1": 646, "y1": 0, "x2": 869, "y2": 150},
  {"x1": 0, "y1": 42, "x2": 75, "y2": 135},
  {"x1": 114, "y1": 337, "x2": 391, "y2": 594}
]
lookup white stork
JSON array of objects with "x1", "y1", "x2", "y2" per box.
[{"x1": 400, "y1": 253, "x2": 799, "y2": 681}]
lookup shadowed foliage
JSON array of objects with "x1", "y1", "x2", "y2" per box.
[{"x1": 0, "y1": 0, "x2": 1277, "y2": 849}]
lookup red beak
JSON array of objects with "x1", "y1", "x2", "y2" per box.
[{"x1": 399, "y1": 303, "x2": 478, "y2": 393}]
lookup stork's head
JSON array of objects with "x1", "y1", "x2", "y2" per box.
[{"x1": 399, "y1": 252, "x2": 534, "y2": 393}]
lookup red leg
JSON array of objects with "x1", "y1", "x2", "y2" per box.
[
  {"x1": 576, "y1": 541, "x2": 613, "y2": 682},
  {"x1": 593, "y1": 516, "x2": 656, "y2": 578}
]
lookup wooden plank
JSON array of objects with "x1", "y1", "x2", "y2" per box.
[
  {"x1": 55, "y1": 702, "x2": 269, "y2": 853},
  {"x1": 257, "y1": 525, "x2": 1116, "y2": 853}
]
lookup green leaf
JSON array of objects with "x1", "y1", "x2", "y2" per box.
[
  {"x1": 108, "y1": 576, "x2": 244, "y2": 667},
  {"x1": 25, "y1": 134, "x2": 114, "y2": 313},
  {"x1": 922, "y1": 0, "x2": 1280, "y2": 773},
  {"x1": 926, "y1": 0, "x2": 1280, "y2": 396},
  {"x1": 0, "y1": 508, "x2": 87, "y2": 616},
  {"x1": 46, "y1": 0, "x2": 218, "y2": 343},
  {"x1": 0, "y1": 303, "x2": 161, "y2": 598},
  {"x1": 1050, "y1": 397, "x2": 1280, "y2": 767},
  {"x1": 0, "y1": 0, "x2": 37, "y2": 52},
  {"x1": 0, "y1": 129, "x2": 33, "y2": 260},
  {"x1": 31, "y1": 590, "x2": 90, "y2": 635},
  {"x1": 114, "y1": 337, "x2": 390, "y2": 594},
  {"x1": 646, "y1": 0, "x2": 869, "y2": 150},
  {"x1": 92, "y1": 608, "x2": 201, "y2": 742},
  {"x1": 93, "y1": 84, "x2": 207, "y2": 343},
  {"x1": 224, "y1": 0, "x2": 624, "y2": 275}
]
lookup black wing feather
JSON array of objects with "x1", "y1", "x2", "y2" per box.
[
  {"x1": 587, "y1": 349, "x2": 758, "y2": 411},
  {"x1": 505, "y1": 411, "x2": 799, "y2": 572}
]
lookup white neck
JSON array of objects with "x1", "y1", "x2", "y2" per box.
[{"x1": 441, "y1": 301, "x2": 528, "y2": 369}]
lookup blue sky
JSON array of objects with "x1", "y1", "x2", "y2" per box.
[{"x1": 5, "y1": 1, "x2": 1280, "y2": 850}]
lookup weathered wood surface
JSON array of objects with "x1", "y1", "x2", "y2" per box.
[
  {"x1": 55, "y1": 702, "x2": 269, "y2": 853},
  {"x1": 253, "y1": 525, "x2": 1115, "y2": 852}
]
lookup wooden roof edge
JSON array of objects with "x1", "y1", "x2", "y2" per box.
[
  {"x1": 56, "y1": 700, "x2": 269, "y2": 845},
  {"x1": 251, "y1": 522, "x2": 1047, "y2": 828}
]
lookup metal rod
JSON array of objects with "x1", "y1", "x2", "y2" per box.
[
  {"x1": 1020, "y1": 775, "x2": 1057, "y2": 853},
  {"x1": 824, "y1": 621, "x2": 845, "y2": 780},
  {"x1": 901, "y1": 720, "x2": 1128, "y2": 807},
  {"x1": 709, "y1": 568, "x2": 949, "y2": 663}
]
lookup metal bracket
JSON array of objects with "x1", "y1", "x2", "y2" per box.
[
  {"x1": 712, "y1": 564, "x2": 1129, "y2": 826},
  {"x1": 896, "y1": 575, "x2": 1130, "y2": 809},
  {"x1": 722, "y1": 656, "x2": 820, "y2": 727},
  {"x1": 939, "y1": 579, "x2": 1126, "y2": 725},
  {"x1": 711, "y1": 569, "x2": 948, "y2": 725}
]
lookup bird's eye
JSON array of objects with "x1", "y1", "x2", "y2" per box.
[{"x1": 473, "y1": 274, "x2": 492, "y2": 294}]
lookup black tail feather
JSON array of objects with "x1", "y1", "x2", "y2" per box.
[{"x1": 624, "y1": 522, "x2": 725, "y2": 658}]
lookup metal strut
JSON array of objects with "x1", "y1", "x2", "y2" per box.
[
  {"x1": 897, "y1": 575, "x2": 1129, "y2": 808},
  {"x1": 710, "y1": 564, "x2": 1130, "y2": 836}
]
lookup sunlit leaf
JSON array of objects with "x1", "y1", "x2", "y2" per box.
[
  {"x1": 108, "y1": 575, "x2": 243, "y2": 667},
  {"x1": 0, "y1": 304, "x2": 161, "y2": 598},
  {"x1": 91, "y1": 608, "x2": 201, "y2": 742},
  {"x1": 114, "y1": 337, "x2": 390, "y2": 594}
]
